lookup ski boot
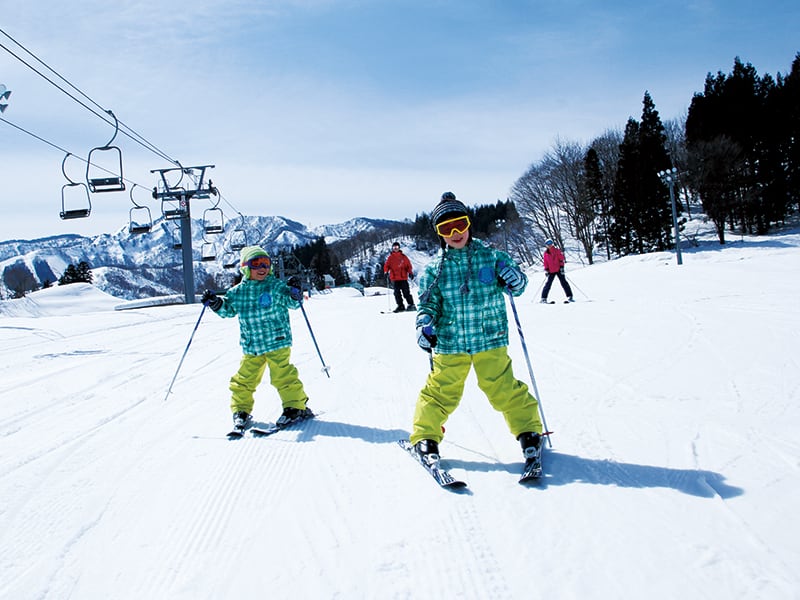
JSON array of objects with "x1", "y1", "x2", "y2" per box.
[
  {"x1": 414, "y1": 439, "x2": 440, "y2": 466},
  {"x1": 227, "y1": 411, "x2": 253, "y2": 439},
  {"x1": 276, "y1": 405, "x2": 313, "y2": 428},
  {"x1": 519, "y1": 432, "x2": 543, "y2": 462},
  {"x1": 518, "y1": 432, "x2": 543, "y2": 479}
]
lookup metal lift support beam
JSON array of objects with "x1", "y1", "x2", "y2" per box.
[{"x1": 151, "y1": 165, "x2": 216, "y2": 303}]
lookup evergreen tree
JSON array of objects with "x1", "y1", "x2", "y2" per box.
[
  {"x1": 584, "y1": 147, "x2": 611, "y2": 260},
  {"x1": 59, "y1": 264, "x2": 79, "y2": 285},
  {"x1": 686, "y1": 56, "x2": 794, "y2": 237},
  {"x1": 608, "y1": 93, "x2": 673, "y2": 255},
  {"x1": 638, "y1": 92, "x2": 674, "y2": 251},
  {"x1": 59, "y1": 261, "x2": 93, "y2": 285},
  {"x1": 609, "y1": 118, "x2": 641, "y2": 255},
  {"x1": 76, "y1": 261, "x2": 93, "y2": 284}
]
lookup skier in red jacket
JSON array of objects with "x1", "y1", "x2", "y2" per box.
[
  {"x1": 384, "y1": 241, "x2": 416, "y2": 312},
  {"x1": 541, "y1": 239, "x2": 574, "y2": 303}
]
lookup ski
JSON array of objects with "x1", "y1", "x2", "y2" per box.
[
  {"x1": 251, "y1": 409, "x2": 316, "y2": 437},
  {"x1": 226, "y1": 421, "x2": 252, "y2": 440},
  {"x1": 398, "y1": 439, "x2": 467, "y2": 489}
]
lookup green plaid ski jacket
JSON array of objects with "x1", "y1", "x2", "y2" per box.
[
  {"x1": 216, "y1": 276, "x2": 301, "y2": 356},
  {"x1": 417, "y1": 238, "x2": 527, "y2": 355}
]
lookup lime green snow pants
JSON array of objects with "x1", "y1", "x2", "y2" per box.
[
  {"x1": 229, "y1": 346, "x2": 308, "y2": 414},
  {"x1": 410, "y1": 346, "x2": 542, "y2": 445}
]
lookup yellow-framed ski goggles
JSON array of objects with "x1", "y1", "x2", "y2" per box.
[{"x1": 436, "y1": 215, "x2": 471, "y2": 237}]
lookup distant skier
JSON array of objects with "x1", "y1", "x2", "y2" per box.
[
  {"x1": 383, "y1": 241, "x2": 416, "y2": 312},
  {"x1": 409, "y1": 192, "x2": 544, "y2": 467},
  {"x1": 201, "y1": 245, "x2": 312, "y2": 434},
  {"x1": 541, "y1": 239, "x2": 574, "y2": 303}
]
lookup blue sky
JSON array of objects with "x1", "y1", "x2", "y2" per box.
[{"x1": 1, "y1": 0, "x2": 798, "y2": 240}]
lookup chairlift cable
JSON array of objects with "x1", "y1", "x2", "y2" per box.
[
  {"x1": 1, "y1": 114, "x2": 149, "y2": 190},
  {"x1": 0, "y1": 28, "x2": 180, "y2": 166}
]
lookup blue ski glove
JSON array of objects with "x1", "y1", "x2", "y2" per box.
[
  {"x1": 201, "y1": 289, "x2": 223, "y2": 312},
  {"x1": 498, "y1": 264, "x2": 525, "y2": 293},
  {"x1": 416, "y1": 314, "x2": 437, "y2": 352}
]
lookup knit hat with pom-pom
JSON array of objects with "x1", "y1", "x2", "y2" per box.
[
  {"x1": 431, "y1": 192, "x2": 469, "y2": 228},
  {"x1": 239, "y1": 245, "x2": 270, "y2": 279}
]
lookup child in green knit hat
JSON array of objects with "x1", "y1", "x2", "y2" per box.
[{"x1": 202, "y1": 245, "x2": 312, "y2": 436}]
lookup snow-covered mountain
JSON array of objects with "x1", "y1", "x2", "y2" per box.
[{"x1": 0, "y1": 215, "x2": 404, "y2": 300}]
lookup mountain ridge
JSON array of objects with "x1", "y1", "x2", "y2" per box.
[{"x1": 0, "y1": 215, "x2": 406, "y2": 300}]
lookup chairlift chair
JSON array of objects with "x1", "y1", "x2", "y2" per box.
[
  {"x1": 60, "y1": 152, "x2": 91, "y2": 220},
  {"x1": 201, "y1": 241, "x2": 217, "y2": 262},
  {"x1": 222, "y1": 252, "x2": 238, "y2": 269},
  {"x1": 203, "y1": 206, "x2": 224, "y2": 235},
  {"x1": 229, "y1": 227, "x2": 247, "y2": 251},
  {"x1": 171, "y1": 226, "x2": 182, "y2": 250},
  {"x1": 129, "y1": 206, "x2": 152, "y2": 234},
  {"x1": 128, "y1": 184, "x2": 152, "y2": 234},
  {"x1": 86, "y1": 110, "x2": 126, "y2": 193},
  {"x1": 61, "y1": 183, "x2": 92, "y2": 220}
]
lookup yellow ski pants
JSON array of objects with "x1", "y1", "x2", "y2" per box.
[
  {"x1": 410, "y1": 346, "x2": 542, "y2": 445},
  {"x1": 229, "y1": 346, "x2": 307, "y2": 414}
]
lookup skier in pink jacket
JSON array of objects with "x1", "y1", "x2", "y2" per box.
[{"x1": 541, "y1": 239, "x2": 574, "y2": 303}]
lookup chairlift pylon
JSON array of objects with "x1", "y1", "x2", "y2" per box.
[
  {"x1": 86, "y1": 110, "x2": 125, "y2": 193},
  {"x1": 128, "y1": 184, "x2": 152, "y2": 234},
  {"x1": 60, "y1": 153, "x2": 91, "y2": 220}
]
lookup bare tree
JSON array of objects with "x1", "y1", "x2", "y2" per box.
[{"x1": 509, "y1": 159, "x2": 566, "y2": 265}]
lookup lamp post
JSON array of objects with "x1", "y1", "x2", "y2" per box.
[
  {"x1": 657, "y1": 167, "x2": 683, "y2": 266},
  {"x1": 495, "y1": 218, "x2": 508, "y2": 252}
]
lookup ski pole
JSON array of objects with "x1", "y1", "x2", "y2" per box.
[
  {"x1": 534, "y1": 274, "x2": 546, "y2": 300},
  {"x1": 498, "y1": 269, "x2": 553, "y2": 447},
  {"x1": 164, "y1": 303, "x2": 207, "y2": 401},
  {"x1": 299, "y1": 302, "x2": 331, "y2": 378},
  {"x1": 566, "y1": 275, "x2": 590, "y2": 301}
]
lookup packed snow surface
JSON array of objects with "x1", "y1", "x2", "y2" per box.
[{"x1": 1, "y1": 228, "x2": 799, "y2": 599}]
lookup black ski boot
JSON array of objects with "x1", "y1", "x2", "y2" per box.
[
  {"x1": 276, "y1": 405, "x2": 313, "y2": 428},
  {"x1": 518, "y1": 431, "x2": 543, "y2": 480},
  {"x1": 233, "y1": 411, "x2": 252, "y2": 429},
  {"x1": 518, "y1": 432, "x2": 542, "y2": 460},
  {"x1": 227, "y1": 411, "x2": 253, "y2": 438},
  {"x1": 414, "y1": 439, "x2": 440, "y2": 466}
]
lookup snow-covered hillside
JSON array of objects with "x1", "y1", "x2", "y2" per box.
[{"x1": 1, "y1": 226, "x2": 798, "y2": 599}]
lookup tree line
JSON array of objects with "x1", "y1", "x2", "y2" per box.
[{"x1": 511, "y1": 53, "x2": 800, "y2": 266}]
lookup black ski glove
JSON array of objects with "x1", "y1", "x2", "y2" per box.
[
  {"x1": 201, "y1": 289, "x2": 223, "y2": 312},
  {"x1": 287, "y1": 276, "x2": 303, "y2": 302}
]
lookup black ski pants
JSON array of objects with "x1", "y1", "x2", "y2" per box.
[
  {"x1": 542, "y1": 271, "x2": 573, "y2": 300},
  {"x1": 392, "y1": 280, "x2": 414, "y2": 307}
]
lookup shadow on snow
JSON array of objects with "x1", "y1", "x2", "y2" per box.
[{"x1": 270, "y1": 419, "x2": 744, "y2": 499}]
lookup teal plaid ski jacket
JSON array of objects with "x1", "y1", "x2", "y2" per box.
[
  {"x1": 417, "y1": 238, "x2": 527, "y2": 355},
  {"x1": 215, "y1": 276, "x2": 301, "y2": 355}
]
